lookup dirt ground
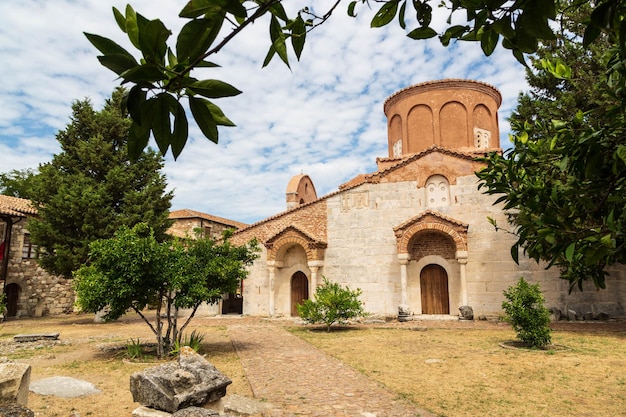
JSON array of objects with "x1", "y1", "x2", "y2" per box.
[{"x1": 1, "y1": 313, "x2": 625, "y2": 417}]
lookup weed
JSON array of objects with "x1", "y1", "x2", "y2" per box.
[
  {"x1": 125, "y1": 338, "x2": 143, "y2": 359},
  {"x1": 169, "y1": 330, "x2": 206, "y2": 356}
]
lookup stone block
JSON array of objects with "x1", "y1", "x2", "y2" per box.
[
  {"x1": 132, "y1": 406, "x2": 172, "y2": 417},
  {"x1": 0, "y1": 362, "x2": 31, "y2": 405},
  {"x1": 130, "y1": 347, "x2": 231, "y2": 413}
]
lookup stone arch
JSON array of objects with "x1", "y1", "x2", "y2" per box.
[
  {"x1": 394, "y1": 211, "x2": 468, "y2": 257},
  {"x1": 265, "y1": 226, "x2": 327, "y2": 263},
  {"x1": 408, "y1": 230, "x2": 456, "y2": 261}
]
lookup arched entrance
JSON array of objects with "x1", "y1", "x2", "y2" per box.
[
  {"x1": 5, "y1": 283, "x2": 20, "y2": 317},
  {"x1": 420, "y1": 264, "x2": 449, "y2": 314},
  {"x1": 291, "y1": 271, "x2": 309, "y2": 316}
]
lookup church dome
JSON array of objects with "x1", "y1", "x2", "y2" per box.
[{"x1": 383, "y1": 79, "x2": 502, "y2": 157}]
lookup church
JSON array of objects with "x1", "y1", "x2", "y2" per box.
[{"x1": 227, "y1": 79, "x2": 626, "y2": 319}]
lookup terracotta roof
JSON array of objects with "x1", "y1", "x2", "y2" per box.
[
  {"x1": 393, "y1": 209, "x2": 469, "y2": 232},
  {"x1": 383, "y1": 79, "x2": 502, "y2": 115},
  {"x1": 0, "y1": 195, "x2": 37, "y2": 217},
  {"x1": 169, "y1": 209, "x2": 248, "y2": 229}
]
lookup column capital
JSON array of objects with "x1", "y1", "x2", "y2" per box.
[
  {"x1": 397, "y1": 253, "x2": 410, "y2": 264},
  {"x1": 307, "y1": 260, "x2": 324, "y2": 268},
  {"x1": 267, "y1": 260, "x2": 283, "y2": 269},
  {"x1": 455, "y1": 250, "x2": 468, "y2": 261}
]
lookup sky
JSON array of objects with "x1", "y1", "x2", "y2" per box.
[{"x1": 0, "y1": 1, "x2": 529, "y2": 225}]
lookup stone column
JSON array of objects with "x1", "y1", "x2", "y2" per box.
[
  {"x1": 266, "y1": 261, "x2": 277, "y2": 317},
  {"x1": 398, "y1": 253, "x2": 409, "y2": 306},
  {"x1": 307, "y1": 260, "x2": 324, "y2": 300},
  {"x1": 456, "y1": 251, "x2": 469, "y2": 306}
]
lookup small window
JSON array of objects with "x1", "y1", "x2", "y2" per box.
[
  {"x1": 22, "y1": 233, "x2": 39, "y2": 259},
  {"x1": 474, "y1": 127, "x2": 491, "y2": 148},
  {"x1": 426, "y1": 175, "x2": 451, "y2": 207}
]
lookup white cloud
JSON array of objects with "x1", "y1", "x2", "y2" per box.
[{"x1": 0, "y1": 0, "x2": 529, "y2": 224}]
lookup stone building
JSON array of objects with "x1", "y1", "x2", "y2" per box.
[
  {"x1": 0, "y1": 195, "x2": 74, "y2": 318},
  {"x1": 168, "y1": 209, "x2": 248, "y2": 240},
  {"x1": 228, "y1": 79, "x2": 626, "y2": 319}
]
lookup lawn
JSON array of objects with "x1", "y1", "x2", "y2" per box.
[{"x1": 291, "y1": 323, "x2": 626, "y2": 417}]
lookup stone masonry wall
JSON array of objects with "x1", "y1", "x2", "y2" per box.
[
  {"x1": 240, "y1": 172, "x2": 625, "y2": 318},
  {"x1": 4, "y1": 221, "x2": 74, "y2": 317}
]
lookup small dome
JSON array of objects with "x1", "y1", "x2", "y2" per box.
[{"x1": 286, "y1": 174, "x2": 318, "y2": 210}]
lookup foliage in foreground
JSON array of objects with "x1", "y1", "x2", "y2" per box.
[
  {"x1": 501, "y1": 277, "x2": 552, "y2": 348},
  {"x1": 74, "y1": 223, "x2": 258, "y2": 357},
  {"x1": 86, "y1": 0, "x2": 600, "y2": 159},
  {"x1": 477, "y1": 2, "x2": 626, "y2": 291},
  {"x1": 297, "y1": 277, "x2": 367, "y2": 332}
]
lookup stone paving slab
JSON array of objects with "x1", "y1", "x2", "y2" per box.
[
  {"x1": 29, "y1": 376, "x2": 101, "y2": 398},
  {"x1": 228, "y1": 323, "x2": 435, "y2": 417}
]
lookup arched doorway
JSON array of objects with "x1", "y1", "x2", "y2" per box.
[
  {"x1": 420, "y1": 264, "x2": 449, "y2": 314},
  {"x1": 291, "y1": 271, "x2": 309, "y2": 316},
  {"x1": 5, "y1": 283, "x2": 20, "y2": 317}
]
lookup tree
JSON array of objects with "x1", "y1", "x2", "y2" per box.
[
  {"x1": 297, "y1": 277, "x2": 367, "y2": 332},
  {"x1": 476, "y1": 2, "x2": 626, "y2": 290},
  {"x1": 0, "y1": 169, "x2": 37, "y2": 199},
  {"x1": 27, "y1": 88, "x2": 173, "y2": 279},
  {"x1": 502, "y1": 277, "x2": 552, "y2": 349},
  {"x1": 85, "y1": 0, "x2": 571, "y2": 159},
  {"x1": 74, "y1": 223, "x2": 259, "y2": 357}
]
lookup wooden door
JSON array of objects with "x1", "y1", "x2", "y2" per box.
[
  {"x1": 5, "y1": 283, "x2": 19, "y2": 317},
  {"x1": 291, "y1": 272, "x2": 309, "y2": 317},
  {"x1": 420, "y1": 264, "x2": 449, "y2": 314}
]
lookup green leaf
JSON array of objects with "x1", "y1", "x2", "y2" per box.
[
  {"x1": 371, "y1": 0, "x2": 398, "y2": 28},
  {"x1": 171, "y1": 101, "x2": 189, "y2": 160},
  {"x1": 565, "y1": 243, "x2": 576, "y2": 262},
  {"x1": 189, "y1": 96, "x2": 218, "y2": 143},
  {"x1": 291, "y1": 16, "x2": 306, "y2": 60},
  {"x1": 125, "y1": 4, "x2": 140, "y2": 50},
  {"x1": 269, "y1": 15, "x2": 289, "y2": 67},
  {"x1": 151, "y1": 94, "x2": 175, "y2": 155},
  {"x1": 128, "y1": 120, "x2": 150, "y2": 161},
  {"x1": 398, "y1": 1, "x2": 406, "y2": 30},
  {"x1": 187, "y1": 79, "x2": 242, "y2": 99},
  {"x1": 407, "y1": 26, "x2": 437, "y2": 40},
  {"x1": 347, "y1": 1, "x2": 357, "y2": 17},
  {"x1": 262, "y1": 45, "x2": 276, "y2": 68},
  {"x1": 177, "y1": 18, "x2": 223, "y2": 64},
  {"x1": 97, "y1": 54, "x2": 140, "y2": 77},
  {"x1": 125, "y1": 85, "x2": 146, "y2": 125},
  {"x1": 511, "y1": 244, "x2": 519, "y2": 264},
  {"x1": 120, "y1": 64, "x2": 167, "y2": 83},
  {"x1": 480, "y1": 28, "x2": 499, "y2": 56},
  {"x1": 206, "y1": 101, "x2": 236, "y2": 126},
  {"x1": 617, "y1": 145, "x2": 626, "y2": 163},
  {"x1": 139, "y1": 19, "x2": 171, "y2": 65},
  {"x1": 84, "y1": 33, "x2": 135, "y2": 58},
  {"x1": 112, "y1": 7, "x2": 127, "y2": 33}
]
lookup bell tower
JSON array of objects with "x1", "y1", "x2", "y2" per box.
[{"x1": 383, "y1": 79, "x2": 502, "y2": 158}]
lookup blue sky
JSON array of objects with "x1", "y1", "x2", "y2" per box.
[{"x1": 0, "y1": 1, "x2": 529, "y2": 224}]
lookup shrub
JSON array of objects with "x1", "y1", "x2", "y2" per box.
[
  {"x1": 169, "y1": 330, "x2": 205, "y2": 356},
  {"x1": 502, "y1": 277, "x2": 552, "y2": 348},
  {"x1": 125, "y1": 338, "x2": 143, "y2": 359},
  {"x1": 297, "y1": 277, "x2": 367, "y2": 332}
]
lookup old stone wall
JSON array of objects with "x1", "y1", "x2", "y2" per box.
[{"x1": 3, "y1": 221, "x2": 74, "y2": 317}]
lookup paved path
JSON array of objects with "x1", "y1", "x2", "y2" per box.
[{"x1": 228, "y1": 322, "x2": 434, "y2": 417}]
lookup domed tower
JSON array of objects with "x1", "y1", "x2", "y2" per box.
[
  {"x1": 383, "y1": 79, "x2": 502, "y2": 158},
  {"x1": 286, "y1": 174, "x2": 318, "y2": 210}
]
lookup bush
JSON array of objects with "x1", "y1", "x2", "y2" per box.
[
  {"x1": 501, "y1": 277, "x2": 552, "y2": 348},
  {"x1": 297, "y1": 277, "x2": 367, "y2": 332}
]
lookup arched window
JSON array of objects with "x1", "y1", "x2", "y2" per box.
[{"x1": 426, "y1": 175, "x2": 450, "y2": 207}]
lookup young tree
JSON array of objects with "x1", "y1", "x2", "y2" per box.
[
  {"x1": 74, "y1": 223, "x2": 259, "y2": 357},
  {"x1": 502, "y1": 277, "x2": 552, "y2": 349},
  {"x1": 477, "y1": 3, "x2": 626, "y2": 290},
  {"x1": 27, "y1": 88, "x2": 173, "y2": 279},
  {"x1": 297, "y1": 277, "x2": 367, "y2": 332}
]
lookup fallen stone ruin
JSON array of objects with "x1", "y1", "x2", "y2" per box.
[{"x1": 130, "y1": 346, "x2": 237, "y2": 417}]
